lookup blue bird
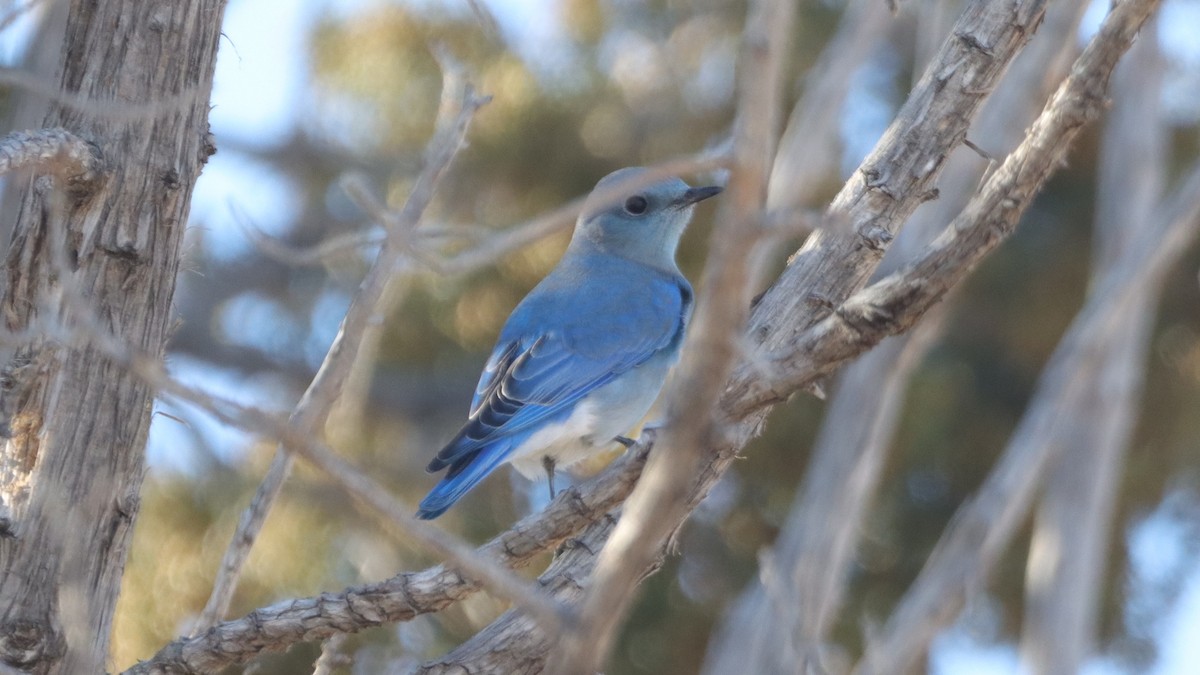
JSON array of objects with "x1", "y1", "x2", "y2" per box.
[{"x1": 416, "y1": 167, "x2": 721, "y2": 519}]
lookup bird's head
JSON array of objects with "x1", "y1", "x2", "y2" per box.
[{"x1": 572, "y1": 167, "x2": 722, "y2": 269}]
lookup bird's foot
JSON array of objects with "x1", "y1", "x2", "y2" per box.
[
  {"x1": 542, "y1": 455, "x2": 557, "y2": 500},
  {"x1": 554, "y1": 536, "x2": 597, "y2": 560}
]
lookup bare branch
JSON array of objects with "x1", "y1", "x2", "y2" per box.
[
  {"x1": 546, "y1": 0, "x2": 795, "y2": 672},
  {"x1": 767, "y1": 0, "x2": 893, "y2": 213},
  {"x1": 747, "y1": 0, "x2": 1049, "y2": 357},
  {"x1": 239, "y1": 221, "x2": 383, "y2": 267},
  {"x1": 48, "y1": 336, "x2": 568, "y2": 674},
  {"x1": 727, "y1": 0, "x2": 1162, "y2": 418},
  {"x1": 122, "y1": 434, "x2": 649, "y2": 674},
  {"x1": 0, "y1": 127, "x2": 100, "y2": 181},
  {"x1": 853, "y1": 157, "x2": 1200, "y2": 674},
  {"x1": 245, "y1": 152, "x2": 727, "y2": 272},
  {"x1": 311, "y1": 634, "x2": 351, "y2": 675},
  {"x1": 193, "y1": 62, "x2": 490, "y2": 631},
  {"x1": 417, "y1": 507, "x2": 618, "y2": 674},
  {"x1": 1019, "y1": 18, "x2": 1167, "y2": 674},
  {"x1": 702, "y1": 0, "x2": 1090, "y2": 669}
]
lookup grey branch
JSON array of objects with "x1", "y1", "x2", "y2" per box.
[
  {"x1": 122, "y1": 438, "x2": 649, "y2": 673},
  {"x1": 856, "y1": 161, "x2": 1200, "y2": 674},
  {"x1": 701, "y1": 0, "x2": 1090, "y2": 670},
  {"x1": 0, "y1": 127, "x2": 100, "y2": 181},
  {"x1": 767, "y1": 0, "x2": 892, "y2": 213},
  {"x1": 123, "y1": 0, "x2": 1160, "y2": 670},
  {"x1": 726, "y1": 0, "x2": 1161, "y2": 419},
  {"x1": 854, "y1": 141, "x2": 1199, "y2": 675},
  {"x1": 546, "y1": 0, "x2": 796, "y2": 672},
  {"x1": 1019, "y1": 17, "x2": 1167, "y2": 674},
  {"x1": 193, "y1": 57, "x2": 490, "y2": 633},
  {"x1": 90, "y1": 354, "x2": 572, "y2": 673}
]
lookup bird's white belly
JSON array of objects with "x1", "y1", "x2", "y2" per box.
[{"x1": 507, "y1": 356, "x2": 672, "y2": 480}]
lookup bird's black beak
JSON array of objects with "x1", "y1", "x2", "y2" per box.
[{"x1": 674, "y1": 185, "x2": 723, "y2": 208}]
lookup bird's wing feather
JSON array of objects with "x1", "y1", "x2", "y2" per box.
[{"x1": 427, "y1": 273, "x2": 688, "y2": 472}]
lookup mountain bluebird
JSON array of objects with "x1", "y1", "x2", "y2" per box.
[{"x1": 416, "y1": 167, "x2": 721, "y2": 519}]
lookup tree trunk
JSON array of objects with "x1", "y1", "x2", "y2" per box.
[{"x1": 0, "y1": 1, "x2": 226, "y2": 672}]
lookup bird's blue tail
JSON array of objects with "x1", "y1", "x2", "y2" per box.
[{"x1": 416, "y1": 442, "x2": 515, "y2": 519}]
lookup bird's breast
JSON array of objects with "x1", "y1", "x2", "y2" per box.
[{"x1": 507, "y1": 353, "x2": 676, "y2": 479}]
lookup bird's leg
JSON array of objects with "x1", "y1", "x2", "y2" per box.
[
  {"x1": 542, "y1": 455, "x2": 557, "y2": 500},
  {"x1": 614, "y1": 435, "x2": 636, "y2": 448}
]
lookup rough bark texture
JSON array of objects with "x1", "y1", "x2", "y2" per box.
[
  {"x1": 114, "y1": 0, "x2": 1161, "y2": 671},
  {"x1": 702, "y1": 1, "x2": 1088, "y2": 671},
  {"x1": 0, "y1": 1, "x2": 226, "y2": 672}
]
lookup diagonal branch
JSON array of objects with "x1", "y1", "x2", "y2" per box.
[
  {"x1": 854, "y1": 154, "x2": 1200, "y2": 675},
  {"x1": 545, "y1": 0, "x2": 795, "y2": 672},
  {"x1": 93, "y1": 348, "x2": 578, "y2": 674},
  {"x1": 194, "y1": 57, "x2": 490, "y2": 632},
  {"x1": 122, "y1": 0, "x2": 1157, "y2": 670},
  {"x1": 701, "y1": 0, "x2": 1090, "y2": 670},
  {"x1": 726, "y1": 0, "x2": 1161, "y2": 418}
]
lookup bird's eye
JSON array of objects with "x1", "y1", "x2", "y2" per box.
[{"x1": 623, "y1": 195, "x2": 649, "y2": 216}]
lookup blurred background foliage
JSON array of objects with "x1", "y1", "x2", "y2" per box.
[{"x1": 0, "y1": 0, "x2": 1192, "y2": 672}]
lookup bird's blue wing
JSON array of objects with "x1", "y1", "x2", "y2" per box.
[{"x1": 426, "y1": 272, "x2": 690, "y2": 474}]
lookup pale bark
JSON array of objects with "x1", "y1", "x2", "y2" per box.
[
  {"x1": 546, "y1": 0, "x2": 795, "y2": 672},
  {"x1": 0, "y1": 0, "x2": 69, "y2": 249},
  {"x1": 416, "y1": 0, "x2": 1146, "y2": 671},
  {"x1": 701, "y1": 0, "x2": 1088, "y2": 671},
  {"x1": 1019, "y1": 19, "x2": 1167, "y2": 674},
  {"x1": 112, "y1": 0, "x2": 1163, "y2": 672},
  {"x1": 194, "y1": 59, "x2": 490, "y2": 634},
  {"x1": 766, "y1": 0, "x2": 892, "y2": 214},
  {"x1": 0, "y1": 1, "x2": 226, "y2": 673},
  {"x1": 854, "y1": 156, "x2": 1200, "y2": 675}
]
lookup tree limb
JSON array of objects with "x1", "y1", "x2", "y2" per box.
[
  {"x1": 120, "y1": 0, "x2": 1157, "y2": 669},
  {"x1": 1019, "y1": 17, "x2": 1167, "y2": 674},
  {"x1": 545, "y1": 0, "x2": 795, "y2": 671},
  {"x1": 194, "y1": 56, "x2": 489, "y2": 632},
  {"x1": 854, "y1": 146, "x2": 1200, "y2": 675},
  {"x1": 701, "y1": 0, "x2": 1089, "y2": 669},
  {"x1": 0, "y1": 127, "x2": 100, "y2": 181}
]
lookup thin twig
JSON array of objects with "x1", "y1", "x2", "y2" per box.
[
  {"x1": 548, "y1": 1, "x2": 795, "y2": 672},
  {"x1": 854, "y1": 157, "x2": 1199, "y2": 675},
  {"x1": 192, "y1": 59, "x2": 490, "y2": 632},
  {"x1": 245, "y1": 152, "x2": 728, "y2": 270},
  {"x1": 701, "y1": 0, "x2": 1090, "y2": 669},
  {"x1": 124, "y1": 0, "x2": 1154, "y2": 669},
  {"x1": 312, "y1": 634, "x2": 351, "y2": 675},
  {"x1": 53, "y1": 316, "x2": 572, "y2": 650}
]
